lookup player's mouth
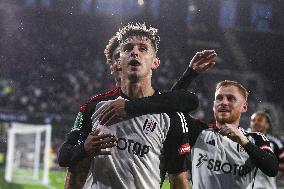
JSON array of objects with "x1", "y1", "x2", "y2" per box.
[
  {"x1": 218, "y1": 109, "x2": 230, "y2": 116},
  {"x1": 128, "y1": 59, "x2": 141, "y2": 67},
  {"x1": 218, "y1": 109, "x2": 230, "y2": 112},
  {"x1": 252, "y1": 124, "x2": 262, "y2": 130}
]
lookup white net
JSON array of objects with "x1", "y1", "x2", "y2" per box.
[{"x1": 4, "y1": 122, "x2": 52, "y2": 185}]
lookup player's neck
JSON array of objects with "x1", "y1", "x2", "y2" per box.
[
  {"x1": 216, "y1": 120, "x2": 240, "y2": 129},
  {"x1": 121, "y1": 78, "x2": 154, "y2": 98}
]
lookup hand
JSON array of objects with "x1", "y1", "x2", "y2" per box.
[
  {"x1": 84, "y1": 129, "x2": 117, "y2": 157},
  {"x1": 98, "y1": 99, "x2": 129, "y2": 126},
  {"x1": 219, "y1": 124, "x2": 249, "y2": 146},
  {"x1": 189, "y1": 50, "x2": 217, "y2": 73}
]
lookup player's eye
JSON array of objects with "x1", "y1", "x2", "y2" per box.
[
  {"x1": 227, "y1": 96, "x2": 236, "y2": 102},
  {"x1": 139, "y1": 46, "x2": 147, "y2": 52},
  {"x1": 215, "y1": 95, "x2": 223, "y2": 101},
  {"x1": 123, "y1": 44, "x2": 133, "y2": 52}
]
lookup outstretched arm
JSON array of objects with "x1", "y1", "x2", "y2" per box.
[
  {"x1": 98, "y1": 50, "x2": 216, "y2": 126},
  {"x1": 98, "y1": 90, "x2": 198, "y2": 126},
  {"x1": 171, "y1": 50, "x2": 217, "y2": 91}
]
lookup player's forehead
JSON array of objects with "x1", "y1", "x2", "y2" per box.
[
  {"x1": 215, "y1": 85, "x2": 244, "y2": 99},
  {"x1": 251, "y1": 113, "x2": 265, "y2": 121},
  {"x1": 123, "y1": 35, "x2": 152, "y2": 47}
]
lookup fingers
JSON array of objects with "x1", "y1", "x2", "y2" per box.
[
  {"x1": 99, "y1": 143, "x2": 117, "y2": 149},
  {"x1": 197, "y1": 61, "x2": 215, "y2": 72},
  {"x1": 93, "y1": 133, "x2": 115, "y2": 141},
  {"x1": 99, "y1": 106, "x2": 115, "y2": 125},
  {"x1": 103, "y1": 113, "x2": 119, "y2": 127},
  {"x1": 190, "y1": 50, "x2": 217, "y2": 72},
  {"x1": 98, "y1": 151, "x2": 112, "y2": 155},
  {"x1": 90, "y1": 128, "x2": 101, "y2": 136},
  {"x1": 195, "y1": 50, "x2": 216, "y2": 59},
  {"x1": 219, "y1": 125, "x2": 231, "y2": 135},
  {"x1": 195, "y1": 51, "x2": 217, "y2": 65},
  {"x1": 99, "y1": 103, "x2": 113, "y2": 119},
  {"x1": 219, "y1": 125, "x2": 237, "y2": 138}
]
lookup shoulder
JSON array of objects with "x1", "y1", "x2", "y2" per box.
[
  {"x1": 245, "y1": 130, "x2": 273, "y2": 151},
  {"x1": 267, "y1": 134, "x2": 284, "y2": 149},
  {"x1": 71, "y1": 87, "x2": 121, "y2": 133},
  {"x1": 245, "y1": 130, "x2": 269, "y2": 142},
  {"x1": 80, "y1": 87, "x2": 121, "y2": 112}
]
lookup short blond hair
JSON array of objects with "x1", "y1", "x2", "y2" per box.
[
  {"x1": 216, "y1": 80, "x2": 248, "y2": 100},
  {"x1": 117, "y1": 22, "x2": 160, "y2": 54}
]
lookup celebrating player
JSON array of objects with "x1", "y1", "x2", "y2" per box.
[{"x1": 58, "y1": 23, "x2": 201, "y2": 189}]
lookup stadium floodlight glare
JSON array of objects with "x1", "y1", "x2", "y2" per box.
[
  {"x1": 138, "y1": 0, "x2": 144, "y2": 6},
  {"x1": 4, "y1": 122, "x2": 52, "y2": 185}
]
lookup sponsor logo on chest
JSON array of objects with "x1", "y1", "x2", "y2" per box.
[
  {"x1": 195, "y1": 153, "x2": 252, "y2": 176},
  {"x1": 116, "y1": 137, "x2": 150, "y2": 157}
]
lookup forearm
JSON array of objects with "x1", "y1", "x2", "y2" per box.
[
  {"x1": 65, "y1": 158, "x2": 92, "y2": 189},
  {"x1": 169, "y1": 172, "x2": 190, "y2": 189},
  {"x1": 278, "y1": 163, "x2": 284, "y2": 172},
  {"x1": 243, "y1": 142, "x2": 278, "y2": 176},
  {"x1": 125, "y1": 90, "x2": 198, "y2": 116},
  {"x1": 171, "y1": 67, "x2": 198, "y2": 91},
  {"x1": 58, "y1": 130, "x2": 89, "y2": 168},
  {"x1": 58, "y1": 143, "x2": 87, "y2": 168}
]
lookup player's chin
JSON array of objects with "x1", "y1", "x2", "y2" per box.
[{"x1": 215, "y1": 116, "x2": 232, "y2": 125}]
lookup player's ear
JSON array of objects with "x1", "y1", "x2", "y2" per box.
[
  {"x1": 241, "y1": 101, "x2": 248, "y2": 113},
  {"x1": 151, "y1": 57, "x2": 160, "y2": 70}
]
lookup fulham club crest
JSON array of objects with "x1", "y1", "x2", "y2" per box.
[{"x1": 143, "y1": 119, "x2": 157, "y2": 134}]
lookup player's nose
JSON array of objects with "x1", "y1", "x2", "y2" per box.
[{"x1": 131, "y1": 46, "x2": 139, "y2": 58}]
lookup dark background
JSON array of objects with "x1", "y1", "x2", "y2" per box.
[{"x1": 0, "y1": 0, "x2": 283, "y2": 149}]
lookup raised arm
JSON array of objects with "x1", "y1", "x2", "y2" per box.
[
  {"x1": 171, "y1": 50, "x2": 217, "y2": 91},
  {"x1": 98, "y1": 90, "x2": 198, "y2": 126}
]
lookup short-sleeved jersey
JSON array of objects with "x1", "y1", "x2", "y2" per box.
[
  {"x1": 253, "y1": 134, "x2": 284, "y2": 189},
  {"x1": 70, "y1": 88, "x2": 190, "y2": 189},
  {"x1": 185, "y1": 117, "x2": 273, "y2": 189}
]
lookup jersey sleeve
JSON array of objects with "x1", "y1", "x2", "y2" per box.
[
  {"x1": 187, "y1": 117, "x2": 208, "y2": 147},
  {"x1": 270, "y1": 136, "x2": 284, "y2": 163},
  {"x1": 125, "y1": 90, "x2": 199, "y2": 115},
  {"x1": 58, "y1": 103, "x2": 93, "y2": 168},
  {"x1": 171, "y1": 67, "x2": 199, "y2": 91},
  {"x1": 244, "y1": 132, "x2": 278, "y2": 177},
  {"x1": 163, "y1": 112, "x2": 191, "y2": 174},
  {"x1": 251, "y1": 132, "x2": 273, "y2": 153}
]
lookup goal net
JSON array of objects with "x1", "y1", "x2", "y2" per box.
[{"x1": 4, "y1": 122, "x2": 52, "y2": 185}]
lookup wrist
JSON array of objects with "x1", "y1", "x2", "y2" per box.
[{"x1": 239, "y1": 136, "x2": 249, "y2": 146}]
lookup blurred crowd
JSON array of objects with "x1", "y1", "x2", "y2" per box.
[{"x1": 0, "y1": 6, "x2": 282, "y2": 131}]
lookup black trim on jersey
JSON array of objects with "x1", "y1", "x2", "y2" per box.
[
  {"x1": 58, "y1": 89, "x2": 121, "y2": 169},
  {"x1": 171, "y1": 67, "x2": 199, "y2": 91},
  {"x1": 243, "y1": 142, "x2": 278, "y2": 177},
  {"x1": 267, "y1": 134, "x2": 284, "y2": 163},
  {"x1": 58, "y1": 88, "x2": 198, "y2": 169},
  {"x1": 164, "y1": 112, "x2": 191, "y2": 174},
  {"x1": 58, "y1": 130, "x2": 88, "y2": 168},
  {"x1": 125, "y1": 90, "x2": 199, "y2": 116}
]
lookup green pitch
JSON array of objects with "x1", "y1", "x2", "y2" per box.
[
  {"x1": 0, "y1": 169, "x2": 65, "y2": 189},
  {"x1": 0, "y1": 169, "x2": 283, "y2": 189},
  {"x1": 0, "y1": 169, "x2": 171, "y2": 189}
]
